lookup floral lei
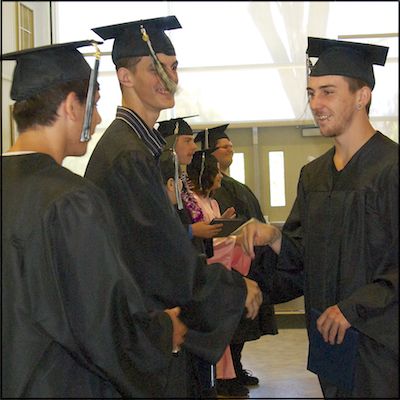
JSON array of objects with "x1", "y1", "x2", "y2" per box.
[{"x1": 181, "y1": 172, "x2": 204, "y2": 223}]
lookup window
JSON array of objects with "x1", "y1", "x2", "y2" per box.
[
  {"x1": 16, "y1": 2, "x2": 34, "y2": 50},
  {"x1": 268, "y1": 151, "x2": 286, "y2": 207},
  {"x1": 53, "y1": 1, "x2": 398, "y2": 137},
  {"x1": 230, "y1": 153, "x2": 245, "y2": 184}
]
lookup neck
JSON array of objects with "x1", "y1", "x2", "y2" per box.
[
  {"x1": 7, "y1": 127, "x2": 65, "y2": 164},
  {"x1": 333, "y1": 117, "x2": 376, "y2": 170},
  {"x1": 122, "y1": 95, "x2": 159, "y2": 129}
]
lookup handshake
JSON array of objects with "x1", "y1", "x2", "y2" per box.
[{"x1": 165, "y1": 276, "x2": 263, "y2": 352}]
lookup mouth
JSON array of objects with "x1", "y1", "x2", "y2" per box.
[
  {"x1": 315, "y1": 114, "x2": 331, "y2": 122},
  {"x1": 156, "y1": 87, "x2": 172, "y2": 96}
]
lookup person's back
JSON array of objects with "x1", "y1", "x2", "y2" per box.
[{"x1": 1, "y1": 40, "x2": 185, "y2": 398}]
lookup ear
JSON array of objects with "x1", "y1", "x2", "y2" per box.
[
  {"x1": 357, "y1": 86, "x2": 372, "y2": 108},
  {"x1": 62, "y1": 91, "x2": 81, "y2": 121},
  {"x1": 166, "y1": 178, "x2": 175, "y2": 193},
  {"x1": 117, "y1": 67, "x2": 134, "y2": 88}
]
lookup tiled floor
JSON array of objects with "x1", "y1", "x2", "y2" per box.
[{"x1": 239, "y1": 328, "x2": 324, "y2": 399}]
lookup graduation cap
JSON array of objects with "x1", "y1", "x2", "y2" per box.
[
  {"x1": 306, "y1": 37, "x2": 389, "y2": 89},
  {"x1": 157, "y1": 115, "x2": 197, "y2": 150},
  {"x1": 194, "y1": 124, "x2": 230, "y2": 152},
  {"x1": 92, "y1": 16, "x2": 181, "y2": 93},
  {"x1": 2, "y1": 40, "x2": 102, "y2": 142}
]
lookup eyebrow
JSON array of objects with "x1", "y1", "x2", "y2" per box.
[
  {"x1": 307, "y1": 84, "x2": 337, "y2": 91},
  {"x1": 160, "y1": 60, "x2": 179, "y2": 69}
]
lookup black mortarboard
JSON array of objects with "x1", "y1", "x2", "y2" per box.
[
  {"x1": 92, "y1": 16, "x2": 181, "y2": 94},
  {"x1": 2, "y1": 40, "x2": 101, "y2": 102},
  {"x1": 307, "y1": 37, "x2": 389, "y2": 89},
  {"x1": 157, "y1": 115, "x2": 197, "y2": 150},
  {"x1": 194, "y1": 124, "x2": 230, "y2": 152},
  {"x1": 92, "y1": 16, "x2": 181, "y2": 63}
]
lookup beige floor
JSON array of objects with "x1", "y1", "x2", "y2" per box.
[{"x1": 239, "y1": 328, "x2": 324, "y2": 399}]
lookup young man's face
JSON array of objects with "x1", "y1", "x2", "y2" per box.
[
  {"x1": 175, "y1": 135, "x2": 197, "y2": 165},
  {"x1": 212, "y1": 138, "x2": 234, "y2": 171},
  {"x1": 131, "y1": 54, "x2": 178, "y2": 113},
  {"x1": 307, "y1": 75, "x2": 363, "y2": 138}
]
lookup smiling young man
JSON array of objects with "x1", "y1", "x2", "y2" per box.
[
  {"x1": 84, "y1": 17, "x2": 263, "y2": 398},
  {"x1": 240, "y1": 37, "x2": 398, "y2": 398}
]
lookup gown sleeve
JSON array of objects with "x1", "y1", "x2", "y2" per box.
[
  {"x1": 337, "y1": 163, "x2": 399, "y2": 354},
  {"x1": 42, "y1": 187, "x2": 174, "y2": 396},
  {"x1": 92, "y1": 150, "x2": 247, "y2": 363}
]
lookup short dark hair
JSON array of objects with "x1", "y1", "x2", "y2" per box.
[
  {"x1": 187, "y1": 151, "x2": 219, "y2": 195},
  {"x1": 115, "y1": 56, "x2": 142, "y2": 71},
  {"x1": 115, "y1": 56, "x2": 142, "y2": 92},
  {"x1": 344, "y1": 76, "x2": 372, "y2": 114},
  {"x1": 159, "y1": 150, "x2": 179, "y2": 184},
  {"x1": 13, "y1": 79, "x2": 91, "y2": 133}
]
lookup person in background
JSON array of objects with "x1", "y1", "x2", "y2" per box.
[
  {"x1": 157, "y1": 116, "x2": 223, "y2": 257},
  {"x1": 196, "y1": 125, "x2": 279, "y2": 390},
  {"x1": 1, "y1": 41, "x2": 186, "y2": 399},
  {"x1": 240, "y1": 37, "x2": 398, "y2": 399},
  {"x1": 84, "y1": 17, "x2": 263, "y2": 398},
  {"x1": 187, "y1": 149, "x2": 253, "y2": 398}
]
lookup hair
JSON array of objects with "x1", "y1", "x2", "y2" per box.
[
  {"x1": 13, "y1": 79, "x2": 92, "y2": 133},
  {"x1": 187, "y1": 151, "x2": 219, "y2": 196},
  {"x1": 115, "y1": 56, "x2": 142, "y2": 92},
  {"x1": 344, "y1": 76, "x2": 372, "y2": 114},
  {"x1": 159, "y1": 150, "x2": 178, "y2": 184}
]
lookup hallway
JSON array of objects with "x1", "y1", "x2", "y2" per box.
[{"x1": 239, "y1": 328, "x2": 323, "y2": 399}]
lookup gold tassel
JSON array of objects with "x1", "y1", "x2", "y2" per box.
[{"x1": 141, "y1": 26, "x2": 177, "y2": 94}]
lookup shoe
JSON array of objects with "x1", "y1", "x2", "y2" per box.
[
  {"x1": 236, "y1": 369, "x2": 259, "y2": 386},
  {"x1": 216, "y1": 379, "x2": 249, "y2": 398}
]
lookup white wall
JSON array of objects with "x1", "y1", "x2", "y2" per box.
[{"x1": 1, "y1": 1, "x2": 51, "y2": 152}]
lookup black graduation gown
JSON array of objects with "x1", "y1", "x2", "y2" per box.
[
  {"x1": 2, "y1": 153, "x2": 175, "y2": 398},
  {"x1": 213, "y1": 175, "x2": 279, "y2": 342},
  {"x1": 279, "y1": 132, "x2": 399, "y2": 397},
  {"x1": 85, "y1": 118, "x2": 247, "y2": 396}
]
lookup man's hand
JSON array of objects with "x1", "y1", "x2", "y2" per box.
[
  {"x1": 192, "y1": 221, "x2": 222, "y2": 238},
  {"x1": 221, "y1": 207, "x2": 236, "y2": 219},
  {"x1": 317, "y1": 305, "x2": 351, "y2": 345},
  {"x1": 239, "y1": 220, "x2": 282, "y2": 258},
  {"x1": 164, "y1": 307, "x2": 187, "y2": 352},
  {"x1": 243, "y1": 277, "x2": 263, "y2": 319}
]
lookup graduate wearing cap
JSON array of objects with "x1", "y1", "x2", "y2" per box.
[
  {"x1": 84, "y1": 17, "x2": 263, "y2": 398},
  {"x1": 158, "y1": 117, "x2": 224, "y2": 257},
  {"x1": 240, "y1": 37, "x2": 398, "y2": 398},
  {"x1": 2, "y1": 41, "x2": 187, "y2": 398}
]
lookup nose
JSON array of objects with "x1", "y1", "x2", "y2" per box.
[{"x1": 309, "y1": 93, "x2": 323, "y2": 113}]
